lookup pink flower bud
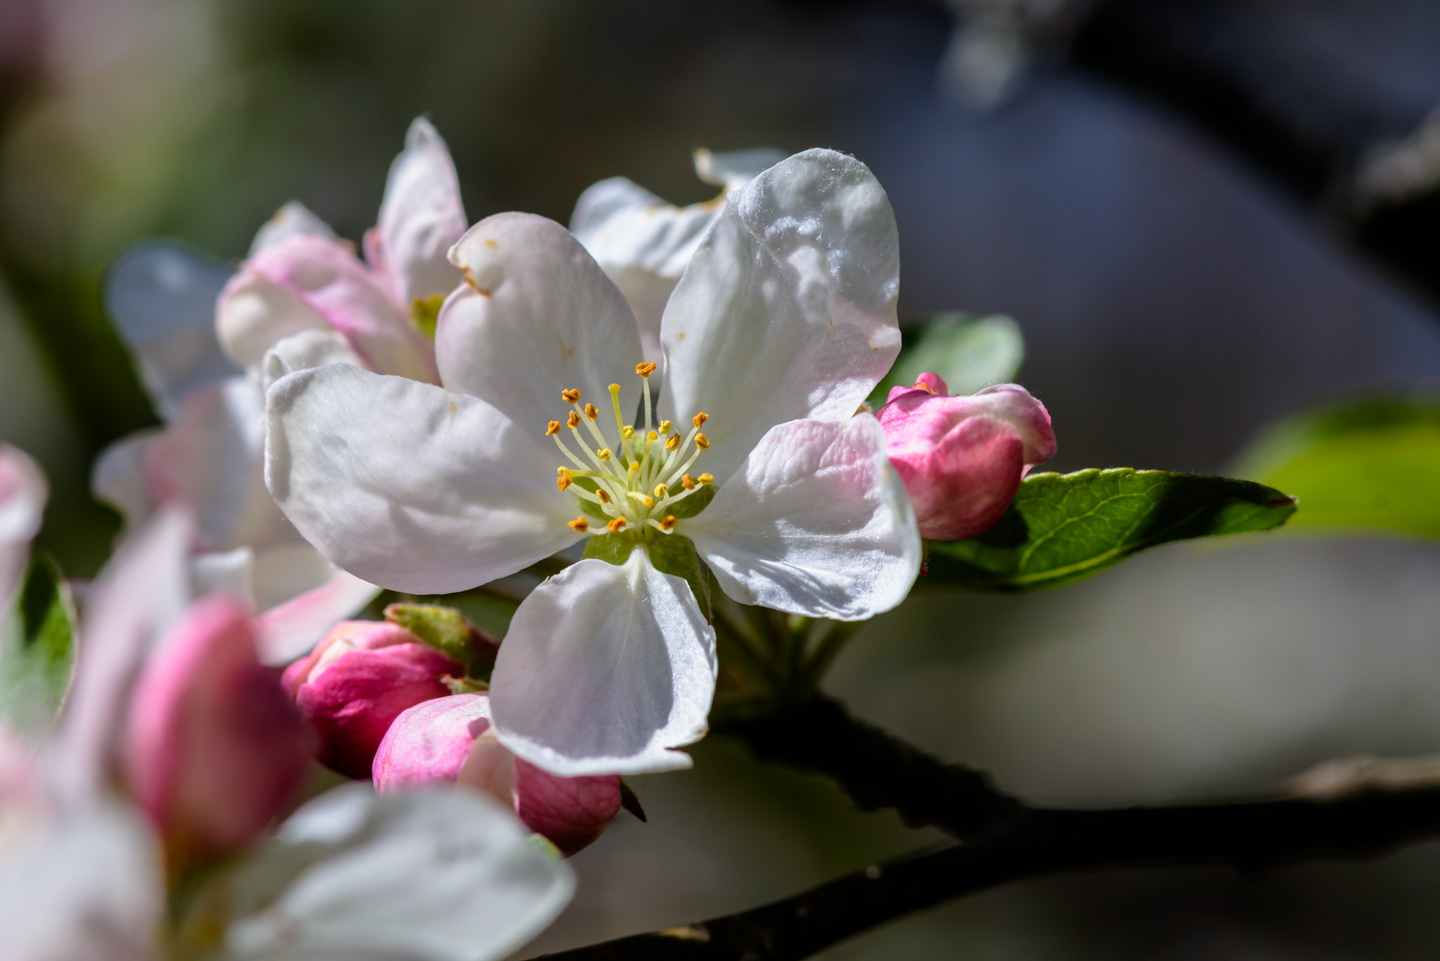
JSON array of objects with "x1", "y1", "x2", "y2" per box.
[
  {"x1": 876, "y1": 375, "x2": 1056, "y2": 540},
  {"x1": 282, "y1": 620, "x2": 461, "y2": 778},
  {"x1": 124, "y1": 594, "x2": 311, "y2": 855},
  {"x1": 374, "y1": 694, "x2": 621, "y2": 856}
]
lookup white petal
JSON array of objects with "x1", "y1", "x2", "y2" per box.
[
  {"x1": 569, "y1": 177, "x2": 719, "y2": 365},
  {"x1": 692, "y1": 146, "x2": 787, "y2": 190},
  {"x1": 255, "y1": 569, "x2": 381, "y2": 666},
  {"x1": 0, "y1": 443, "x2": 47, "y2": 613},
  {"x1": 658, "y1": 148, "x2": 902, "y2": 482},
  {"x1": 0, "y1": 801, "x2": 163, "y2": 961},
  {"x1": 261, "y1": 329, "x2": 367, "y2": 392},
  {"x1": 490, "y1": 553, "x2": 716, "y2": 776},
  {"x1": 439, "y1": 213, "x2": 642, "y2": 433},
  {"x1": 189, "y1": 547, "x2": 257, "y2": 606},
  {"x1": 48, "y1": 508, "x2": 192, "y2": 802},
  {"x1": 92, "y1": 431, "x2": 159, "y2": 534},
  {"x1": 147, "y1": 377, "x2": 294, "y2": 554},
  {"x1": 104, "y1": 241, "x2": 240, "y2": 418},
  {"x1": 217, "y1": 784, "x2": 572, "y2": 961},
  {"x1": 685, "y1": 416, "x2": 920, "y2": 620},
  {"x1": 266, "y1": 364, "x2": 578, "y2": 594},
  {"x1": 366, "y1": 118, "x2": 467, "y2": 307},
  {"x1": 216, "y1": 269, "x2": 332, "y2": 370},
  {"x1": 249, "y1": 200, "x2": 338, "y2": 256}
]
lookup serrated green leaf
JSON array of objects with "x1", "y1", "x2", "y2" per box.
[
  {"x1": 925, "y1": 468, "x2": 1297, "y2": 592},
  {"x1": 869, "y1": 313, "x2": 1025, "y2": 408},
  {"x1": 1234, "y1": 398, "x2": 1440, "y2": 539},
  {"x1": 0, "y1": 554, "x2": 77, "y2": 743}
]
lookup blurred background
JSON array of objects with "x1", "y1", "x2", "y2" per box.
[{"x1": 3, "y1": 0, "x2": 1440, "y2": 957}]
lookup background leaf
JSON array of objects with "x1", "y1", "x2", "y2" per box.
[
  {"x1": 1234, "y1": 398, "x2": 1440, "y2": 539},
  {"x1": 925, "y1": 468, "x2": 1297, "y2": 592},
  {"x1": 869, "y1": 313, "x2": 1025, "y2": 408},
  {"x1": 0, "y1": 554, "x2": 78, "y2": 742}
]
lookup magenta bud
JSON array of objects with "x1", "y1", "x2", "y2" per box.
[
  {"x1": 124, "y1": 594, "x2": 311, "y2": 855},
  {"x1": 374, "y1": 694, "x2": 621, "y2": 856},
  {"x1": 282, "y1": 620, "x2": 462, "y2": 778},
  {"x1": 877, "y1": 375, "x2": 1056, "y2": 540}
]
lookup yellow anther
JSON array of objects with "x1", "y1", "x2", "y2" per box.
[
  {"x1": 628, "y1": 462, "x2": 640, "y2": 474},
  {"x1": 643, "y1": 496, "x2": 655, "y2": 508},
  {"x1": 567, "y1": 411, "x2": 581, "y2": 429},
  {"x1": 545, "y1": 420, "x2": 561, "y2": 436},
  {"x1": 665, "y1": 433, "x2": 681, "y2": 451},
  {"x1": 694, "y1": 432, "x2": 710, "y2": 450},
  {"x1": 596, "y1": 489, "x2": 611, "y2": 504},
  {"x1": 597, "y1": 448, "x2": 612, "y2": 461},
  {"x1": 659, "y1": 515, "x2": 677, "y2": 532},
  {"x1": 607, "y1": 517, "x2": 627, "y2": 533},
  {"x1": 681, "y1": 474, "x2": 696, "y2": 490},
  {"x1": 659, "y1": 420, "x2": 672, "y2": 434},
  {"x1": 562, "y1": 388, "x2": 581, "y2": 404},
  {"x1": 621, "y1": 425, "x2": 635, "y2": 439},
  {"x1": 693, "y1": 412, "x2": 709, "y2": 428},
  {"x1": 635, "y1": 361, "x2": 657, "y2": 378},
  {"x1": 557, "y1": 476, "x2": 572, "y2": 492},
  {"x1": 558, "y1": 467, "x2": 570, "y2": 476},
  {"x1": 584, "y1": 403, "x2": 599, "y2": 420},
  {"x1": 568, "y1": 516, "x2": 588, "y2": 532},
  {"x1": 697, "y1": 473, "x2": 714, "y2": 486},
  {"x1": 654, "y1": 484, "x2": 668, "y2": 498},
  {"x1": 647, "y1": 430, "x2": 658, "y2": 443}
]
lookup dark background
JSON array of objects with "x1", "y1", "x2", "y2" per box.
[{"x1": 3, "y1": 1, "x2": 1440, "y2": 957}]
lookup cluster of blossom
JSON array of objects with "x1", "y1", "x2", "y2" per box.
[{"x1": 0, "y1": 117, "x2": 1054, "y2": 957}]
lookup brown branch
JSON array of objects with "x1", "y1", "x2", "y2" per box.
[{"x1": 538, "y1": 764, "x2": 1440, "y2": 961}]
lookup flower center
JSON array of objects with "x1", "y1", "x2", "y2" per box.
[{"x1": 545, "y1": 362, "x2": 714, "y2": 536}]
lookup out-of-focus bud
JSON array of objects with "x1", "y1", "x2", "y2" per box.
[
  {"x1": 124, "y1": 594, "x2": 310, "y2": 856},
  {"x1": 876, "y1": 373, "x2": 1056, "y2": 541},
  {"x1": 282, "y1": 620, "x2": 461, "y2": 778},
  {"x1": 373, "y1": 694, "x2": 621, "y2": 856}
]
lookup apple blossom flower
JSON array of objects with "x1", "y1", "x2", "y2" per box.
[
  {"x1": 283, "y1": 620, "x2": 462, "y2": 778},
  {"x1": 0, "y1": 442, "x2": 47, "y2": 612},
  {"x1": 95, "y1": 117, "x2": 468, "y2": 660},
  {"x1": 876, "y1": 374, "x2": 1055, "y2": 540},
  {"x1": 571, "y1": 146, "x2": 784, "y2": 363},
  {"x1": 0, "y1": 507, "x2": 573, "y2": 961},
  {"x1": 266, "y1": 148, "x2": 922, "y2": 777},
  {"x1": 374, "y1": 693, "x2": 622, "y2": 856}
]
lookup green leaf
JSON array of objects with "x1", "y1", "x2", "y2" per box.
[
  {"x1": 925, "y1": 468, "x2": 1297, "y2": 592},
  {"x1": 383, "y1": 603, "x2": 497, "y2": 679},
  {"x1": 0, "y1": 554, "x2": 77, "y2": 743},
  {"x1": 869, "y1": 313, "x2": 1025, "y2": 408},
  {"x1": 1234, "y1": 398, "x2": 1440, "y2": 539},
  {"x1": 584, "y1": 530, "x2": 712, "y2": 622}
]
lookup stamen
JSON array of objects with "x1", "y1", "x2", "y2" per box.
[
  {"x1": 659, "y1": 515, "x2": 677, "y2": 532},
  {"x1": 557, "y1": 476, "x2": 572, "y2": 492},
  {"x1": 562, "y1": 388, "x2": 581, "y2": 404},
  {"x1": 644, "y1": 496, "x2": 655, "y2": 508},
  {"x1": 666, "y1": 433, "x2": 681, "y2": 451},
  {"x1": 659, "y1": 420, "x2": 672, "y2": 435},
  {"x1": 654, "y1": 484, "x2": 668, "y2": 497},
  {"x1": 635, "y1": 362, "x2": 657, "y2": 378},
  {"x1": 545, "y1": 421, "x2": 561, "y2": 436},
  {"x1": 597, "y1": 448, "x2": 612, "y2": 461},
  {"x1": 607, "y1": 517, "x2": 627, "y2": 533},
  {"x1": 695, "y1": 432, "x2": 710, "y2": 450},
  {"x1": 568, "y1": 517, "x2": 589, "y2": 532},
  {"x1": 596, "y1": 489, "x2": 611, "y2": 504},
  {"x1": 558, "y1": 467, "x2": 569, "y2": 476},
  {"x1": 697, "y1": 473, "x2": 714, "y2": 485},
  {"x1": 693, "y1": 412, "x2": 709, "y2": 428},
  {"x1": 584, "y1": 403, "x2": 599, "y2": 420},
  {"x1": 647, "y1": 430, "x2": 658, "y2": 443},
  {"x1": 627, "y1": 462, "x2": 639, "y2": 473},
  {"x1": 681, "y1": 474, "x2": 696, "y2": 490},
  {"x1": 622, "y1": 426, "x2": 635, "y2": 439},
  {"x1": 567, "y1": 411, "x2": 581, "y2": 429}
]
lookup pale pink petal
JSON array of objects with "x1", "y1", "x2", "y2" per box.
[
  {"x1": 0, "y1": 443, "x2": 47, "y2": 612},
  {"x1": 512, "y1": 759, "x2": 620, "y2": 857},
  {"x1": 373, "y1": 694, "x2": 491, "y2": 791},
  {"x1": 257, "y1": 570, "x2": 382, "y2": 666}
]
